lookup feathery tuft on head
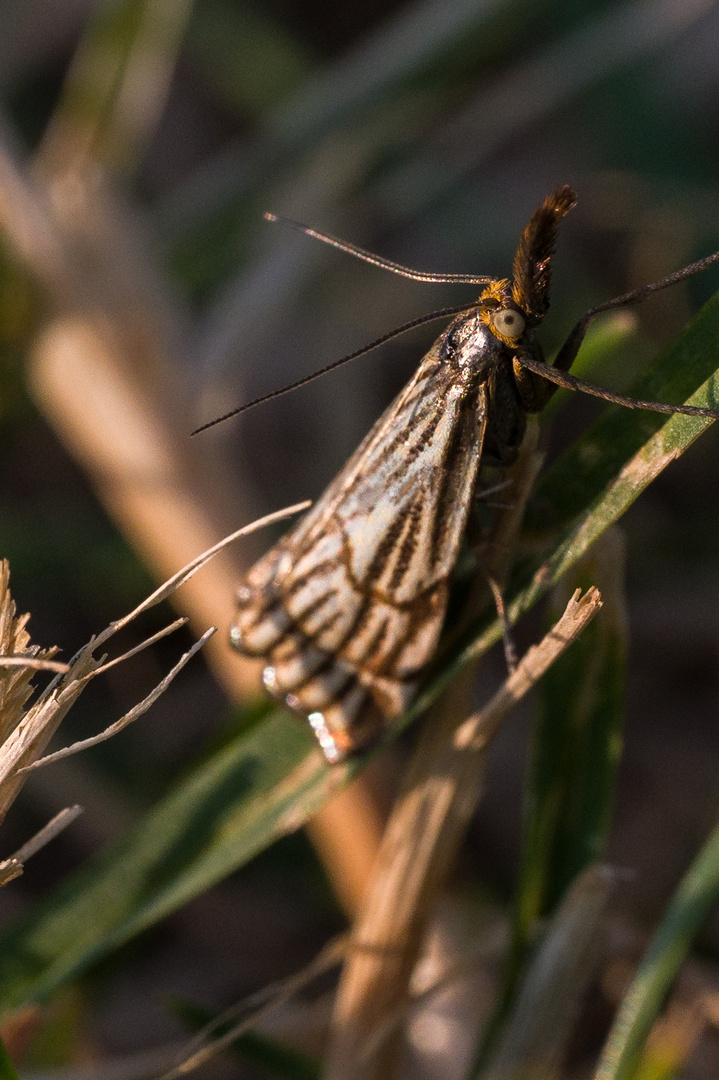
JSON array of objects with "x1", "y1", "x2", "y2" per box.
[{"x1": 512, "y1": 185, "x2": 577, "y2": 324}]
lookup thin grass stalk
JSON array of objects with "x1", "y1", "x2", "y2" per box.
[
  {"x1": 594, "y1": 814, "x2": 719, "y2": 1080},
  {"x1": 481, "y1": 864, "x2": 615, "y2": 1080},
  {"x1": 476, "y1": 528, "x2": 628, "y2": 1070}
]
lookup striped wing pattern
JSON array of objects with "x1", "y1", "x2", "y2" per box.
[
  {"x1": 227, "y1": 187, "x2": 583, "y2": 761},
  {"x1": 231, "y1": 334, "x2": 489, "y2": 761}
]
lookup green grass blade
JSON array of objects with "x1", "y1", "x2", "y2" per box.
[
  {"x1": 521, "y1": 533, "x2": 627, "y2": 918},
  {"x1": 472, "y1": 533, "x2": 627, "y2": 1072},
  {"x1": 0, "y1": 711, "x2": 327, "y2": 1010},
  {"x1": 0, "y1": 1037, "x2": 19, "y2": 1080},
  {"x1": 595, "y1": 816, "x2": 719, "y2": 1080},
  {"x1": 41, "y1": 0, "x2": 192, "y2": 175},
  {"x1": 477, "y1": 865, "x2": 614, "y2": 1080}
]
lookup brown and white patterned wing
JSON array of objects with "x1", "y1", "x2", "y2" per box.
[{"x1": 232, "y1": 339, "x2": 488, "y2": 761}]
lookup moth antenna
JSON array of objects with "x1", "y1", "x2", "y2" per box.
[
  {"x1": 589, "y1": 248, "x2": 719, "y2": 318},
  {"x1": 191, "y1": 303, "x2": 473, "y2": 435},
  {"x1": 264, "y1": 212, "x2": 495, "y2": 285},
  {"x1": 552, "y1": 246, "x2": 719, "y2": 378},
  {"x1": 517, "y1": 354, "x2": 719, "y2": 420}
]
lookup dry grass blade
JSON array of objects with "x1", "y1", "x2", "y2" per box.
[
  {"x1": 0, "y1": 807, "x2": 84, "y2": 891},
  {"x1": 92, "y1": 501, "x2": 311, "y2": 648},
  {"x1": 0, "y1": 560, "x2": 59, "y2": 745},
  {"x1": 21, "y1": 629, "x2": 215, "y2": 773},
  {"x1": 157, "y1": 935, "x2": 348, "y2": 1080},
  {"x1": 91, "y1": 618, "x2": 189, "y2": 676},
  {"x1": 10, "y1": 804, "x2": 84, "y2": 863},
  {"x1": 0, "y1": 658, "x2": 69, "y2": 674},
  {"x1": 325, "y1": 586, "x2": 603, "y2": 1080},
  {"x1": 0, "y1": 504, "x2": 306, "y2": 828}
]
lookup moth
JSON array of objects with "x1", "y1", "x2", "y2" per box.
[{"x1": 216, "y1": 187, "x2": 719, "y2": 763}]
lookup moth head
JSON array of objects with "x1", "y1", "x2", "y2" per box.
[{"x1": 479, "y1": 280, "x2": 527, "y2": 345}]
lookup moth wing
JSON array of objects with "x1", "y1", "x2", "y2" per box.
[{"x1": 232, "y1": 339, "x2": 488, "y2": 760}]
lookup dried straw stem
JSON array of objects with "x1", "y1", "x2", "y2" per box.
[
  {"x1": 326, "y1": 585, "x2": 603, "y2": 1079},
  {"x1": 324, "y1": 427, "x2": 601, "y2": 1079},
  {"x1": 0, "y1": 110, "x2": 383, "y2": 916}
]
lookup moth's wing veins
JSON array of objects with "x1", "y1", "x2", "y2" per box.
[{"x1": 232, "y1": 336, "x2": 489, "y2": 759}]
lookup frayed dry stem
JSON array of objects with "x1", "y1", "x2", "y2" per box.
[
  {"x1": 325, "y1": 586, "x2": 602, "y2": 1080},
  {"x1": 0, "y1": 805, "x2": 84, "y2": 889},
  {"x1": 0, "y1": 503, "x2": 307, "y2": 823},
  {"x1": 9, "y1": 504, "x2": 309, "y2": 781},
  {"x1": 453, "y1": 587, "x2": 602, "y2": 753},
  {"x1": 92, "y1": 501, "x2": 311, "y2": 649},
  {"x1": 0, "y1": 657, "x2": 69, "y2": 674},
  {"x1": 0, "y1": 859, "x2": 22, "y2": 887},
  {"x1": 0, "y1": 561, "x2": 93, "y2": 823},
  {"x1": 90, "y1": 618, "x2": 189, "y2": 676},
  {"x1": 20, "y1": 628, "x2": 216, "y2": 774},
  {"x1": 0, "y1": 560, "x2": 59, "y2": 746},
  {"x1": 9, "y1": 804, "x2": 83, "y2": 862}
]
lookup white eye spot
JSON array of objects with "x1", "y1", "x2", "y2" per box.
[{"x1": 491, "y1": 308, "x2": 525, "y2": 339}]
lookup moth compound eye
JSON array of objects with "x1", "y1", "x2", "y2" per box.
[{"x1": 491, "y1": 308, "x2": 525, "y2": 339}]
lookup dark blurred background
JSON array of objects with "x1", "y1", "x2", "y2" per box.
[{"x1": 2, "y1": 0, "x2": 719, "y2": 1075}]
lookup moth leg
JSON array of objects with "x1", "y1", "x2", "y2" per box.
[
  {"x1": 516, "y1": 290, "x2": 719, "y2": 420},
  {"x1": 475, "y1": 476, "x2": 514, "y2": 502},
  {"x1": 467, "y1": 473, "x2": 513, "y2": 547},
  {"x1": 553, "y1": 310, "x2": 595, "y2": 373},
  {"x1": 514, "y1": 258, "x2": 703, "y2": 414},
  {"x1": 464, "y1": 491, "x2": 519, "y2": 674},
  {"x1": 552, "y1": 244, "x2": 719, "y2": 381},
  {"x1": 511, "y1": 309, "x2": 592, "y2": 412},
  {"x1": 486, "y1": 574, "x2": 518, "y2": 673},
  {"x1": 457, "y1": 550, "x2": 520, "y2": 672},
  {"x1": 511, "y1": 309, "x2": 596, "y2": 412},
  {"x1": 512, "y1": 342, "x2": 557, "y2": 413}
]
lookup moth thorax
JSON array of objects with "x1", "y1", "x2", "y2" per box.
[{"x1": 453, "y1": 321, "x2": 506, "y2": 372}]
